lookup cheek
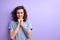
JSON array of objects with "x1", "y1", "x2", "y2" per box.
[{"x1": 17, "y1": 14, "x2": 20, "y2": 17}]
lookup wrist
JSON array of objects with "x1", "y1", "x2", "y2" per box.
[
  {"x1": 21, "y1": 24, "x2": 24, "y2": 27},
  {"x1": 18, "y1": 23, "x2": 20, "y2": 26}
]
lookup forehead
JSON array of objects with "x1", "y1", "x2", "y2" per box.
[{"x1": 17, "y1": 9, "x2": 24, "y2": 12}]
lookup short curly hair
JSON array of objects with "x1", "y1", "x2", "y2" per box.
[{"x1": 11, "y1": 6, "x2": 27, "y2": 22}]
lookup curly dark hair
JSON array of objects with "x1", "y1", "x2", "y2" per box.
[{"x1": 11, "y1": 6, "x2": 27, "y2": 22}]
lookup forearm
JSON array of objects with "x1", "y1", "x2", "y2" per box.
[
  {"x1": 21, "y1": 25, "x2": 27, "y2": 33},
  {"x1": 10, "y1": 24, "x2": 20, "y2": 39},
  {"x1": 21, "y1": 25, "x2": 32, "y2": 38},
  {"x1": 14, "y1": 24, "x2": 20, "y2": 36}
]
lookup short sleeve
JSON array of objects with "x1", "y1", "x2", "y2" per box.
[
  {"x1": 9, "y1": 21, "x2": 14, "y2": 30},
  {"x1": 27, "y1": 21, "x2": 32, "y2": 30}
]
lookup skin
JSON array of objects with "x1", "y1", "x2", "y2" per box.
[{"x1": 10, "y1": 9, "x2": 32, "y2": 39}]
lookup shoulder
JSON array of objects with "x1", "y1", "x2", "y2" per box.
[
  {"x1": 25, "y1": 20, "x2": 31, "y2": 24},
  {"x1": 9, "y1": 20, "x2": 17, "y2": 29},
  {"x1": 24, "y1": 20, "x2": 32, "y2": 27},
  {"x1": 9, "y1": 20, "x2": 16, "y2": 24},
  {"x1": 25, "y1": 20, "x2": 32, "y2": 30}
]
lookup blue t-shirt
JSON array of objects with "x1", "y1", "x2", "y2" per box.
[{"x1": 9, "y1": 20, "x2": 32, "y2": 40}]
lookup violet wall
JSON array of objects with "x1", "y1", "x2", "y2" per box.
[{"x1": 0, "y1": 0, "x2": 60, "y2": 40}]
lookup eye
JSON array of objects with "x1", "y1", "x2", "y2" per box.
[
  {"x1": 17, "y1": 12, "x2": 20, "y2": 14},
  {"x1": 21, "y1": 12, "x2": 23, "y2": 14}
]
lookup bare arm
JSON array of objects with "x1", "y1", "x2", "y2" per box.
[
  {"x1": 10, "y1": 24, "x2": 20, "y2": 39},
  {"x1": 20, "y1": 19, "x2": 32, "y2": 38},
  {"x1": 21, "y1": 25, "x2": 32, "y2": 38},
  {"x1": 10, "y1": 19, "x2": 21, "y2": 39}
]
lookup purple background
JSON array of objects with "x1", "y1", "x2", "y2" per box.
[{"x1": 0, "y1": 0, "x2": 60, "y2": 40}]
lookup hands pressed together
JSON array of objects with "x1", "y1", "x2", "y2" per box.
[{"x1": 18, "y1": 18, "x2": 24, "y2": 27}]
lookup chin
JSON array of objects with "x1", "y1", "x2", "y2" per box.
[{"x1": 18, "y1": 17, "x2": 23, "y2": 19}]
